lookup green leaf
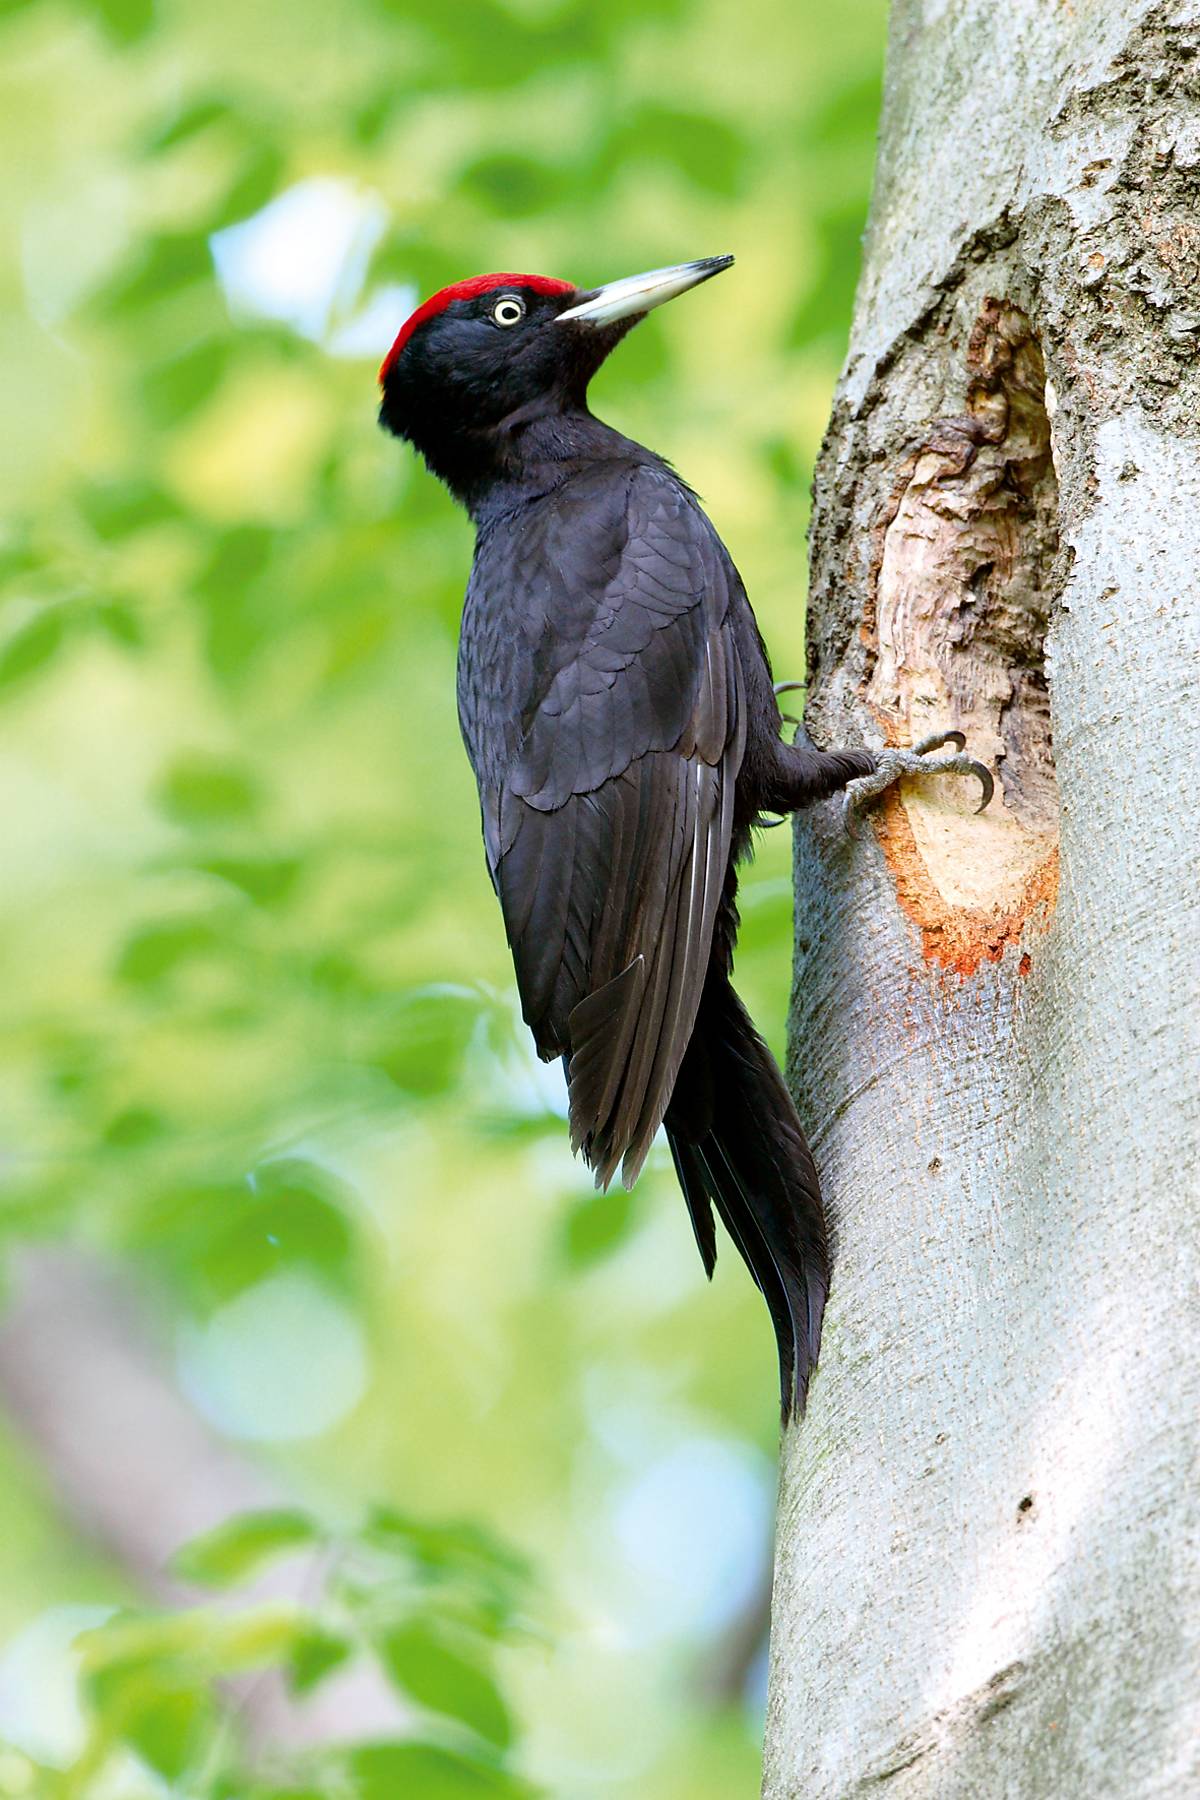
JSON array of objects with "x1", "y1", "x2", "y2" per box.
[
  {"x1": 79, "y1": 1601, "x2": 308, "y2": 1675},
  {"x1": 246, "y1": 1789, "x2": 326, "y2": 1800},
  {"x1": 345, "y1": 1742, "x2": 536, "y2": 1800},
  {"x1": 358, "y1": 1510, "x2": 532, "y2": 1640},
  {"x1": 86, "y1": 1663, "x2": 215, "y2": 1781},
  {"x1": 209, "y1": 145, "x2": 287, "y2": 231},
  {"x1": 0, "y1": 608, "x2": 66, "y2": 691},
  {"x1": 115, "y1": 916, "x2": 222, "y2": 985},
  {"x1": 171, "y1": 1509, "x2": 323, "y2": 1589},
  {"x1": 157, "y1": 750, "x2": 261, "y2": 824},
  {"x1": 287, "y1": 1624, "x2": 352, "y2": 1696},
  {"x1": 458, "y1": 154, "x2": 565, "y2": 219},
  {"x1": 198, "y1": 853, "x2": 301, "y2": 908},
  {"x1": 87, "y1": 0, "x2": 155, "y2": 44},
  {"x1": 141, "y1": 337, "x2": 231, "y2": 426},
  {"x1": 363, "y1": 1510, "x2": 530, "y2": 1589},
  {"x1": 605, "y1": 105, "x2": 751, "y2": 198},
  {"x1": 371, "y1": 987, "x2": 485, "y2": 1098},
  {"x1": 76, "y1": 478, "x2": 181, "y2": 539},
  {"x1": 379, "y1": 1621, "x2": 512, "y2": 1748},
  {"x1": 102, "y1": 1105, "x2": 167, "y2": 1149},
  {"x1": 135, "y1": 1159, "x2": 359, "y2": 1309},
  {"x1": 95, "y1": 232, "x2": 212, "y2": 315},
  {"x1": 142, "y1": 95, "x2": 231, "y2": 153},
  {"x1": 92, "y1": 598, "x2": 147, "y2": 649},
  {"x1": 123, "y1": 1678, "x2": 213, "y2": 1780},
  {"x1": 192, "y1": 524, "x2": 278, "y2": 682},
  {"x1": 561, "y1": 1186, "x2": 640, "y2": 1269}
]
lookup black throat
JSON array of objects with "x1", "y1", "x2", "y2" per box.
[
  {"x1": 395, "y1": 404, "x2": 651, "y2": 523},
  {"x1": 380, "y1": 308, "x2": 639, "y2": 515}
]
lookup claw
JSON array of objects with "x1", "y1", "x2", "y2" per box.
[
  {"x1": 916, "y1": 731, "x2": 993, "y2": 812},
  {"x1": 914, "y1": 729, "x2": 966, "y2": 755},
  {"x1": 967, "y1": 758, "x2": 994, "y2": 813},
  {"x1": 842, "y1": 733, "x2": 994, "y2": 838},
  {"x1": 774, "y1": 682, "x2": 807, "y2": 744}
]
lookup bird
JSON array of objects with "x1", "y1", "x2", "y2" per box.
[{"x1": 378, "y1": 256, "x2": 991, "y2": 1421}]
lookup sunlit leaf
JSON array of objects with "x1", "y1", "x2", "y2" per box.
[
  {"x1": 561, "y1": 1186, "x2": 640, "y2": 1269},
  {"x1": 137, "y1": 1159, "x2": 358, "y2": 1307},
  {"x1": 345, "y1": 1742, "x2": 536, "y2": 1800},
  {"x1": 209, "y1": 145, "x2": 288, "y2": 232},
  {"x1": 605, "y1": 105, "x2": 751, "y2": 197},
  {"x1": 172, "y1": 1508, "x2": 323, "y2": 1588},
  {"x1": 157, "y1": 750, "x2": 261, "y2": 824},
  {"x1": 78, "y1": 1601, "x2": 307, "y2": 1675},
  {"x1": 371, "y1": 986, "x2": 486, "y2": 1098},
  {"x1": 76, "y1": 478, "x2": 182, "y2": 539},
  {"x1": 192, "y1": 525, "x2": 278, "y2": 682},
  {"x1": 92, "y1": 597, "x2": 147, "y2": 649},
  {"x1": 120, "y1": 1677, "x2": 214, "y2": 1780},
  {"x1": 142, "y1": 94, "x2": 232, "y2": 153},
  {"x1": 115, "y1": 916, "x2": 224, "y2": 985},
  {"x1": 458, "y1": 154, "x2": 565, "y2": 219},
  {"x1": 287, "y1": 1624, "x2": 353, "y2": 1695},
  {"x1": 0, "y1": 607, "x2": 66, "y2": 691},
  {"x1": 363, "y1": 1510, "x2": 531, "y2": 1588},
  {"x1": 94, "y1": 232, "x2": 212, "y2": 314},
  {"x1": 102, "y1": 1105, "x2": 167, "y2": 1148},
  {"x1": 379, "y1": 1621, "x2": 512, "y2": 1747},
  {"x1": 198, "y1": 853, "x2": 301, "y2": 907},
  {"x1": 141, "y1": 337, "x2": 231, "y2": 425},
  {"x1": 85, "y1": 0, "x2": 155, "y2": 44},
  {"x1": 357, "y1": 1509, "x2": 532, "y2": 1640}
]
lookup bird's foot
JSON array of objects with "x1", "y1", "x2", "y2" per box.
[{"x1": 843, "y1": 730, "x2": 994, "y2": 839}]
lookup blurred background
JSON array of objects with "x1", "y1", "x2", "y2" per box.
[{"x1": 0, "y1": 0, "x2": 885, "y2": 1793}]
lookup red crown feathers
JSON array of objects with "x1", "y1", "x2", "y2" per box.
[{"x1": 378, "y1": 273, "x2": 575, "y2": 383}]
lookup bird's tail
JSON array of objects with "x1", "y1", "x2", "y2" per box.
[{"x1": 664, "y1": 969, "x2": 828, "y2": 1422}]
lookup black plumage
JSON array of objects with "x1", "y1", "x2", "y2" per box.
[{"x1": 379, "y1": 261, "x2": 885, "y2": 1420}]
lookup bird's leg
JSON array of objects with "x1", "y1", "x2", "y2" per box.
[
  {"x1": 756, "y1": 717, "x2": 993, "y2": 830},
  {"x1": 757, "y1": 726, "x2": 879, "y2": 815},
  {"x1": 842, "y1": 730, "x2": 994, "y2": 837}
]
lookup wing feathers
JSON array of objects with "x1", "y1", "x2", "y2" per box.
[{"x1": 486, "y1": 466, "x2": 747, "y2": 1185}]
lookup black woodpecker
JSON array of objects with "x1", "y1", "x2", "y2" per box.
[{"x1": 378, "y1": 258, "x2": 991, "y2": 1420}]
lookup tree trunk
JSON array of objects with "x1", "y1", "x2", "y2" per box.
[{"x1": 765, "y1": 3, "x2": 1200, "y2": 1795}]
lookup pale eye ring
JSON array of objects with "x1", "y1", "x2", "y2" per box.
[{"x1": 491, "y1": 295, "x2": 526, "y2": 327}]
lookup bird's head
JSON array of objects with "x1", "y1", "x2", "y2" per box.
[{"x1": 378, "y1": 256, "x2": 733, "y2": 500}]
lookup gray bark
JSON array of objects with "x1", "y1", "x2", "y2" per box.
[{"x1": 766, "y1": 3, "x2": 1200, "y2": 1796}]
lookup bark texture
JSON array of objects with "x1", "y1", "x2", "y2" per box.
[{"x1": 766, "y1": 3, "x2": 1200, "y2": 1795}]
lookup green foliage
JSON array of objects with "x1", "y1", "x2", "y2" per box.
[
  {"x1": 378, "y1": 1624, "x2": 514, "y2": 1750},
  {"x1": 170, "y1": 1509, "x2": 323, "y2": 1587},
  {"x1": 0, "y1": 0, "x2": 885, "y2": 1790},
  {"x1": 18, "y1": 1509, "x2": 538, "y2": 1795}
]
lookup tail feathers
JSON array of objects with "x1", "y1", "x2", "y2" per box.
[{"x1": 665, "y1": 975, "x2": 828, "y2": 1422}]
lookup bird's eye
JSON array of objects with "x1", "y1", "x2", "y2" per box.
[{"x1": 491, "y1": 296, "x2": 526, "y2": 328}]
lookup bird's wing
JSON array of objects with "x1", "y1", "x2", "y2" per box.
[{"x1": 485, "y1": 462, "x2": 746, "y2": 1188}]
